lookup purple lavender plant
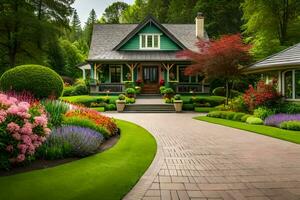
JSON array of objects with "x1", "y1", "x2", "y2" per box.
[
  {"x1": 264, "y1": 114, "x2": 300, "y2": 127},
  {"x1": 46, "y1": 126, "x2": 104, "y2": 157}
]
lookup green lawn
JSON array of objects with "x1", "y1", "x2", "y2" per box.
[
  {"x1": 194, "y1": 107, "x2": 218, "y2": 113},
  {"x1": 195, "y1": 116, "x2": 300, "y2": 144},
  {"x1": 0, "y1": 120, "x2": 157, "y2": 200}
]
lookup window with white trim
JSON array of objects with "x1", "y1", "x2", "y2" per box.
[{"x1": 140, "y1": 34, "x2": 160, "y2": 49}]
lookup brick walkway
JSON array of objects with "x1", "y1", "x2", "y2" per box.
[{"x1": 106, "y1": 113, "x2": 300, "y2": 200}]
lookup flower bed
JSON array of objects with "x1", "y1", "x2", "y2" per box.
[
  {"x1": 0, "y1": 93, "x2": 51, "y2": 170},
  {"x1": 0, "y1": 92, "x2": 119, "y2": 171}
]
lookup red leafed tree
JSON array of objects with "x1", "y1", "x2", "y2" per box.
[{"x1": 178, "y1": 34, "x2": 251, "y2": 104}]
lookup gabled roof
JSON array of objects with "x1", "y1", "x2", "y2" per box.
[
  {"x1": 113, "y1": 15, "x2": 186, "y2": 51},
  {"x1": 87, "y1": 18, "x2": 208, "y2": 62},
  {"x1": 246, "y1": 43, "x2": 300, "y2": 73}
]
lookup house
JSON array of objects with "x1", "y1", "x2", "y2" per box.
[
  {"x1": 81, "y1": 14, "x2": 210, "y2": 94},
  {"x1": 245, "y1": 43, "x2": 300, "y2": 101}
]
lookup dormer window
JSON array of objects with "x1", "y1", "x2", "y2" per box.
[{"x1": 140, "y1": 34, "x2": 160, "y2": 50}]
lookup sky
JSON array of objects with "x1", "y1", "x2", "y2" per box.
[{"x1": 73, "y1": 0, "x2": 135, "y2": 25}]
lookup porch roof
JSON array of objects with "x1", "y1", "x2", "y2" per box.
[
  {"x1": 88, "y1": 24, "x2": 205, "y2": 62},
  {"x1": 245, "y1": 43, "x2": 300, "y2": 73}
]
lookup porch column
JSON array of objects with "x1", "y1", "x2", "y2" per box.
[
  {"x1": 81, "y1": 69, "x2": 86, "y2": 80},
  {"x1": 90, "y1": 63, "x2": 94, "y2": 81},
  {"x1": 162, "y1": 63, "x2": 175, "y2": 82},
  {"x1": 126, "y1": 63, "x2": 138, "y2": 82}
]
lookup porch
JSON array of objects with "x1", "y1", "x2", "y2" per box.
[{"x1": 83, "y1": 62, "x2": 210, "y2": 94}]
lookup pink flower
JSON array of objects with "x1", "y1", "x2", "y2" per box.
[
  {"x1": 30, "y1": 134, "x2": 38, "y2": 141},
  {"x1": 16, "y1": 154, "x2": 25, "y2": 162},
  {"x1": 18, "y1": 102, "x2": 30, "y2": 111},
  {"x1": 34, "y1": 115, "x2": 48, "y2": 126},
  {"x1": 7, "y1": 105, "x2": 19, "y2": 115},
  {"x1": 0, "y1": 115, "x2": 6, "y2": 123},
  {"x1": 18, "y1": 144, "x2": 28, "y2": 154},
  {"x1": 20, "y1": 122, "x2": 33, "y2": 135},
  {"x1": 12, "y1": 133, "x2": 21, "y2": 140},
  {"x1": 44, "y1": 128, "x2": 51, "y2": 136},
  {"x1": 7, "y1": 122, "x2": 20, "y2": 133},
  {"x1": 21, "y1": 135, "x2": 32, "y2": 145},
  {"x1": 6, "y1": 145, "x2": 14, "y2": 152}
]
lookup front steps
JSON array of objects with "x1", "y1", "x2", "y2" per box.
[{"x1": 124, "y1": 104, "x2": 175, "y2": 113}]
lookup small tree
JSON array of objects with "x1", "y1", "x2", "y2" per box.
[{"x1": 178, "y1": 34, "x2": 251, "y2": 104}]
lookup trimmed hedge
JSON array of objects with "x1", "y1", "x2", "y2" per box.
[
  {"x1": 0, "y1": 65, "x2": 63, "y2": 99},
  {"x1": 280, "y1": 121, "x2": 300, "y2": 131},
  {"x1": 207, "y1": 111, "x2": 250, "y2": 122},
  {"x1": 191, "y1": 96, "x2": 225, "y2": 107},
  {"x1": 246, "y1": 117, "x2": 264, "y2": 125}
]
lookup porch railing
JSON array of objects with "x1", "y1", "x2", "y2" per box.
[
  {"x1": 176, "y1": 83, "x2": 210, "y2": 93},
  {"x1": 90, "y1": 83, "x2": 125, "y2": 93}
]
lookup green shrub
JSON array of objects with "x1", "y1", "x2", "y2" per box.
[
  {"x1": 229, "y1": 96, "x2": 247, "y2": 112},
  {"x1": 92, "y1": 107, "x2": 105, "y2": 112},
  {"x1": 63, "y1": 116, "x2": 109, "y2": 137},
  {"x1": 118, "y1": 94, "x2": 126, "y2": 101},
  {"x1": 280, "y1": 121, "x2": 300, "y2": 131},
  {"x1": 164, "y1": 98, "x2": 172, "y2": 104},
  {"x1": 125, "y1": 88, "x2": 136, "y2": 94},
  {"x1": 183, "y1": 103, "x2": 194, "y2": 111},
  {"x1": 160, "y1": 86, "x2": 167, "y2": 94},
  {"x1": 226, "y1": 112, "x2": 236, "y2": 120},
  {"x1": 71, "y1": 79, "x2": 88, "y2": 96},
  {"x1": 0, "y1": 65, "x2": 63, "y2": 99},
  {"x1": 253, "y1": 107, "x2": 275, "y2": 120},
  {"x1": 246, "y1": 117, "x2": 263, "y2": 125},
  {"x1": 105, "y1": 104, "x2": 116, "y2": 111},
  {"x1": 174, "y1": 94, "x2": 181, "y2": 100},
  {"x1": 63, "y1": 86, "x2": 75, "y2": 96},
  {"x1": 126, "y1": 97, "x2": 135, "y2": 104},
  {"x1": 241, "y1": 114, "x2": 252, "y2": 122},
  {"x1": 207, "y1": 111, "x2": 222, "y2": 118},
  {"x1": 124, "y1": 81, "x2": 135, "y2": 89},
  {"x1": 212, "y1": 87, "x2": 240, "y2": 98},
  {"x1": 41, "y1": 100, "x2": 70, "y2": 127},
  {"x1": 278, "y1": 103, "x2": 300, "y2": 114},
  {"x1": 232, "y1": 112, "x2": 246, "y2": 121},
  {"x1": 163, "y1": 88, "x2": 174, "y2": 94},
  {"x1": 192, "y1": 96, "x2": 225, "y2": 107}
]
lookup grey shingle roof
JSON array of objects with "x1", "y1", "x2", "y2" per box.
[
  {"x1": 246, "y1": 43, "x2": 300, "y2": 72},
  {"x1": 88, "y1": 23, "x2": 204, "y2": 62}
]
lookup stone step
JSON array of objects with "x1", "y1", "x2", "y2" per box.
[{"x1": 124, "y1": 104, "x2": 175, "y2": 113}]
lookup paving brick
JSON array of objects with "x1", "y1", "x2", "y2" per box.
[{"x1": 106, "y1": 113, "x2": 300, "y2": 200}]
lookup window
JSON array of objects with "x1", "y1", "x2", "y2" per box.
[
  {"x1": 110, "y1": 66, "x2": 121, "y2": 83},
  {"x1": 284, "y1": 71, "x2": 293, "y2": 99},
  {"x1": 168, "y1": 65, "x2": 178, "y2": 82},
  {"x1": 179, "y1": 66, "x2": 189, "y2": 83},
  {"x1": 140, "y1": 34, "x2": 160, "y2": 49}
]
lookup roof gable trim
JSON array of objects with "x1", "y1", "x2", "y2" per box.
[{"x1": 113, "y1": 15, "x2": 187, "y2": 51}]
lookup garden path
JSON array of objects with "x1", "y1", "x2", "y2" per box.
[{"x1": 106, "y1": 113, "x2": 300, "y2": 200}]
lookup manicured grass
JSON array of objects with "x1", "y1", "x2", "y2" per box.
[
  {"x1": 91, "y1": 107, "x2": 106, "y2": 112},
  {"x1": 194, "y1": 107, "x2": 218, "y2": 113},
  {"x1": 0, "y1": 120, "x2": 157, "y2": 200},
  {"x1": 195, "y1": 116, "x2": 300, "y2": 144}
]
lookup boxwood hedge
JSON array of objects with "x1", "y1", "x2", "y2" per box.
[{"x1": 0, "y1": 65, "x2": 63, "y2": 99}]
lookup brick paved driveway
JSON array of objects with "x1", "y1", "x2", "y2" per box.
[{"x1": 106, "y1": 113, "x2": 300, "y2": 200}]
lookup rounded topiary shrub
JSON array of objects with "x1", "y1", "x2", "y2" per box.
[{"x1": 0, "y1": 65, "x2": 63, "y2": 99}]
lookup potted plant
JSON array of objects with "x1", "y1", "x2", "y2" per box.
[
  {"x1": 125, "y1": 88, "x2": 136, "y2": 98},
  {"x1": 173, "y1": 94, "x2": 183, "y2": 112},
  {"x1": 116, "y1": 94, "x2": 126, "y2": 112},
  {"x1": 163, "y1": 88, "x2": 174, "y2": 99}
]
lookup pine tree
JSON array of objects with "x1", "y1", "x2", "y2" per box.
[
  {"x1": 102, "y1": 2, "x2": 129, "y2": 24},
  {"x1": 70, "y1": 10, "x2": 82, "y2": 42},
  {"x1": 83, "y1": 9, "x2": 97, "y2": 47}
]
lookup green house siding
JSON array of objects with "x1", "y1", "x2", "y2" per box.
[{"x1": 120, "y1": 23, "x2": 181, "y2": 51}]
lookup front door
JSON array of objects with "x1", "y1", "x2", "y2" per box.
[{"x1": 142, "y1": 66, "x2": 159, "y2": 94}]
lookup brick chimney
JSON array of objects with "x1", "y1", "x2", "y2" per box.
[{"x1": 195, "y1": 12, "x2": 204, "y2": 39}]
